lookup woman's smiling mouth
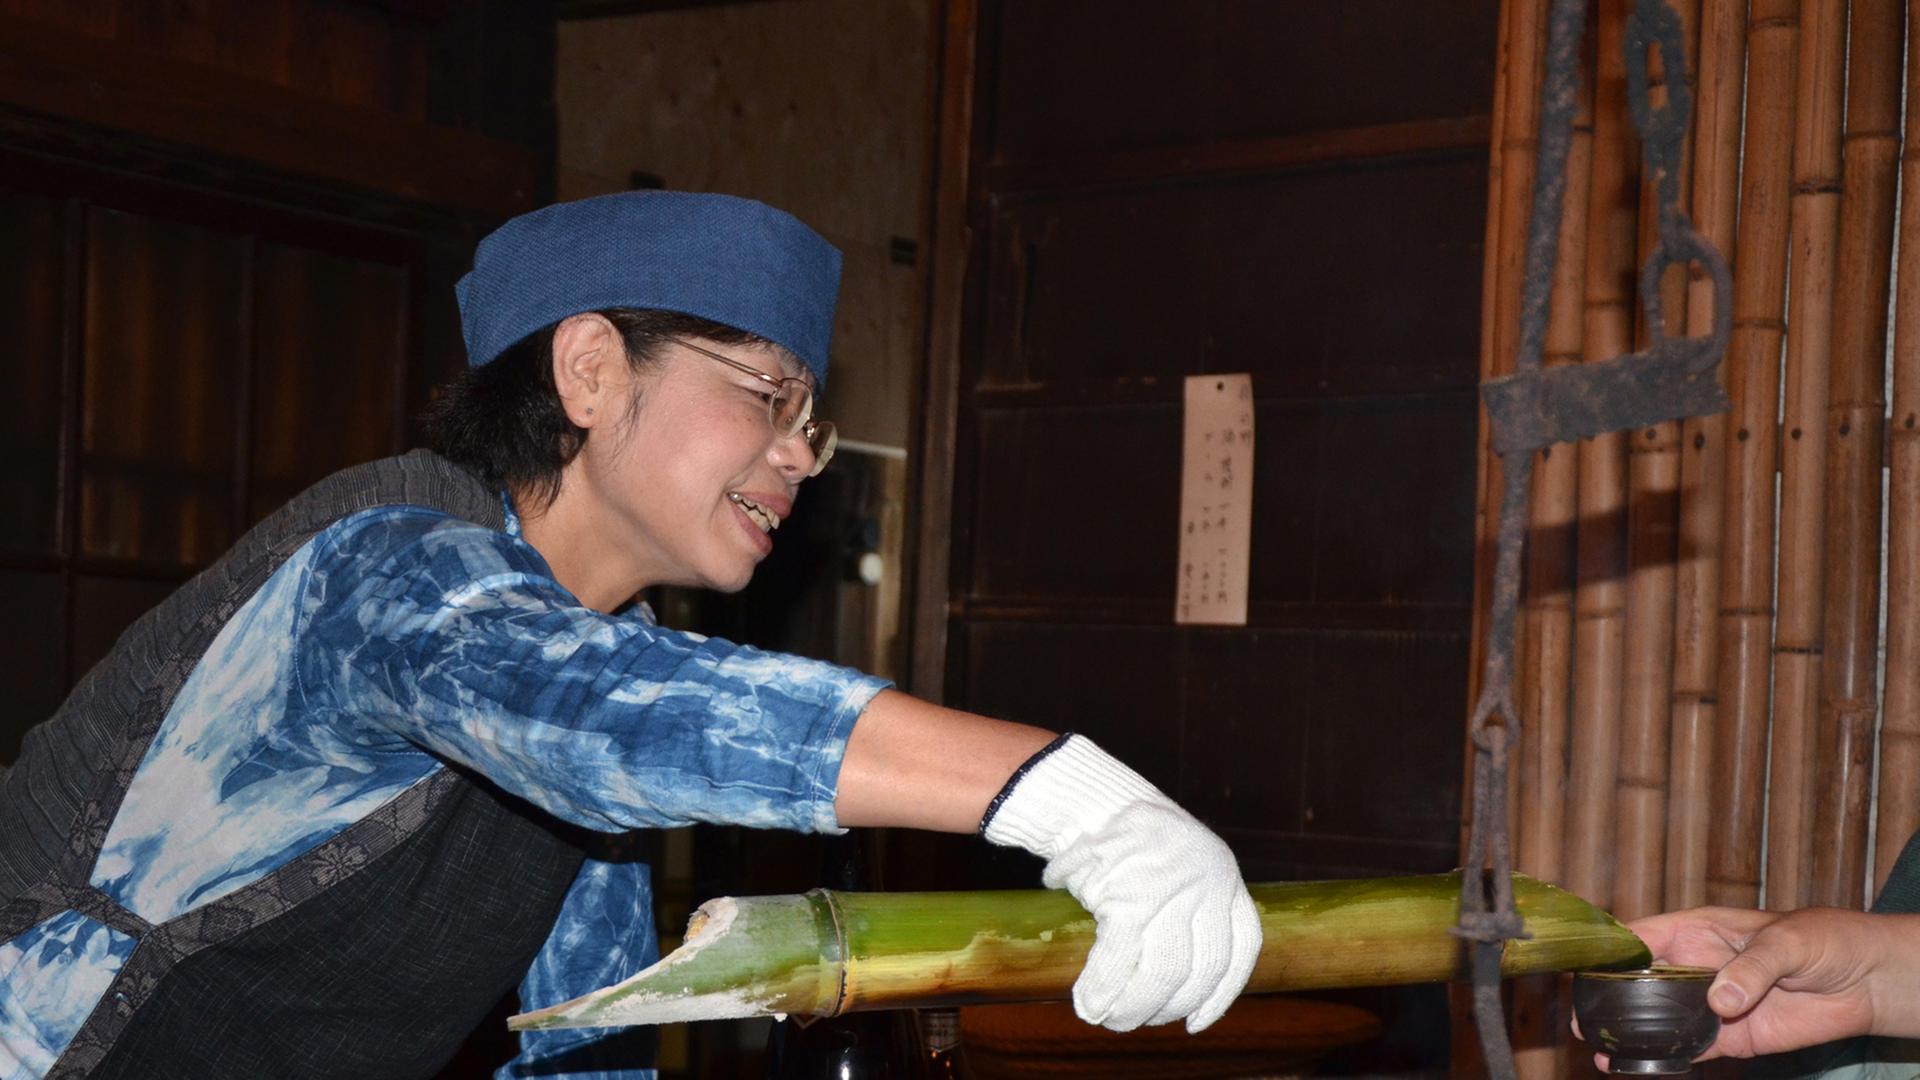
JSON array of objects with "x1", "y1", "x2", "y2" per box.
[{"x1": 727, "y1": 492, "x2": 782, "y2": 533}]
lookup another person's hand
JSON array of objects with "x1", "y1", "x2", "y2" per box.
[
  {"x1": 982, "y1": 734, "x2": 1261, "y2": 1033},
  {"x1": 1609, "y1": 906, "x2": 1920, "y2": 1063}
]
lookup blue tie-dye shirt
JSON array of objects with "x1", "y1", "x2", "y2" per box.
[{"x1": 0, "y1": 501, "x2": 889, "y2": 1080}]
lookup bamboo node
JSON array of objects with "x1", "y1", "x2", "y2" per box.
[
  {"x1": 1791, "y1": 181, "x2": 1843, "y2": 196},
  {"x1": 1773, "y1": 644, "x2": 1822, "y2": 656}
]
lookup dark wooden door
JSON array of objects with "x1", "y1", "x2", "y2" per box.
[{"x1": 909, "y1": 0, "x2": 1500, "y2": 887}]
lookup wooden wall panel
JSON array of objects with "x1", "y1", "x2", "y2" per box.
[
  {"x1": 70, "y1": 575, "x2": 179, "y2": 681},
  {"x1": 80, "y1": 207, "x2": 247, "y2": 568},
  {"x1": 0, "y1": 189, "x2": 64, "y2": 558},
  {"x1": 984, "y1": 156, "x2": 1487, "y2": 396},
  {"x1": 1303, "y1": 632, "x2": 1468, "y2": 851},
  {"x1": 960, "y1": 622, "x2": 1185, "y2": 793},
  {"x1": 250, "y1": 244, "x2": 411, "y2": 516},
  {"x1": 990, "y1": 0, "x2": 1498, "y2": 158},
  {"x1": 967, "y1": 405, "x2": 1185, "y2": 606},
  {"x1": 0, "y1": 570, "x2": 63, "y2": 762},
  {"x1": 927, "y1": 0, "x2": 1495, "y2": 898},
  {"x1": 1311, "y1": 394, "x2": 1478, "y2": 606},
  {"x1": 966, "y1": 390, "x2": 1474, "y2": 616},
  {"x1": 0, "y1": 0, "x2": 452, "y2": 123},
  {"x1": 1180, "y1": 630, "x2": 1318, "y2": 832}
]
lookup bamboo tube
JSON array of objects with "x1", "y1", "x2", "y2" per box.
[
  {"x1": 1766, "y1": 0, "x2": 1844, "y2": 913},
  {"x1": 1616, "y1": 419, "x2": 1679, "y2": 923},
  {"x1": 1877, "y1": 0, "x2": 1920, "y2": 898},
  {"x1": 1468, "y1": 0, "x2": 1550, "y2": 750},
  {"x1": 1512, "y1": 35, "x2": 1594, "y2": 1080},
  {"x1": 509, "y1": 875, "x2": 1653, "y2": 1030},
  {"x1": 1565, "y1": 0, "x2": 1636, "y2": 915},
  {"x1": 1614, "y1": 0, "x2": 1700, "y2": 923},
  {"x1": 1809, "y1": 0, "x2": 1901, "y2": 911},
  {"x1": 1463, "y1": 1, "x2": 1547, "y2": 1071},
  {"x1": 1708, "y1": 0, "x2": 1799, "y2": 910},
  {"x1": 1518, "y1": 14, "x2": 1595, "y2": 900},
  {"x1": 1666, "y1": 0, "x2": 1746, "y2": 913}
]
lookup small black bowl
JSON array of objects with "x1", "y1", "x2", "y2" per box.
[{"x1": 1572, "y1": 966, "x2": 1719, "y2": 1075}]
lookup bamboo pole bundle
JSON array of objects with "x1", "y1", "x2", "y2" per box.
[
  {"x1": 1511, "y1": 32, "x2": 1595, "y2": 1080},
  {"x1": 1878, "y1": 1, "x2": 1920, "y2": 897},
  {"x1": 1517, "y1": 12, "x2": 1595, "y2": 907},
  {"x1": 1708, "y1": 0, "x2": 1800, "y2": 910},
  {"x1": 1810, "y1": 0, "x2": 1902, "y2": 910},
  {"x1": 1463, "y1": 2, "x2": 1549, "y2": 1071},
  {"x1": 1666, "y1": 0, "x2": 1746, "y2": 913},
  {"x1": 1564, "y1": 0, "x2": 1636, "y2": 915},
  {"x1": 1468, "y1": 0, "x2": 1550, "y2": 729},
  {"x1": 509, "y1": 876, "x2": 1652, "y2": 1030},
  {"x1": 1766, "y1": 0, "x2": 1845, "y2": 913},
  {"x1": 1614, "y1": 0, "x2": 1701, "y2": 924}
]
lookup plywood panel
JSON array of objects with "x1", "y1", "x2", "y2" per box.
[{"x1": 555, "y1": 0, "x2": 932, "y2": 449}]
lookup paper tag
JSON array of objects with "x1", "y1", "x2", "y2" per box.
[{"x1": 1176, "y1": 374, "x2": 1254, "y2": 626}]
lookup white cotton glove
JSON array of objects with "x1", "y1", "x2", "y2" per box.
[{"x1": 981, "y1": 734, "x2": 1262, "y2": 1033}]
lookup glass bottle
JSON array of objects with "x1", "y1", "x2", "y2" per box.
[{"x1": 913, "y1": 1008, "x2": 969, "y2": 1080}]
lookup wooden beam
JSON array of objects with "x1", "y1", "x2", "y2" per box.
[
  {"x1": 0, "y1": 13, "x2": 536, "y2": 218},
  {"x1": 982, "y1": 115, "x2": 1493, "y2": 197}
]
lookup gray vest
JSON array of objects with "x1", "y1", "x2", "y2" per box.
[{"x1": 0, "y1": 451, "x2": 591, "y2": 1079}]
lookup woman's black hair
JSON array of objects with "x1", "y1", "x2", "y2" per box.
[{"x1": 423, "y1": 308, "x2": 767, "y2": 510}]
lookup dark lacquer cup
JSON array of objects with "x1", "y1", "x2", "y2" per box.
[{"x1": 1572, "y1": 966, "x2": 1720, "y2": 1075}]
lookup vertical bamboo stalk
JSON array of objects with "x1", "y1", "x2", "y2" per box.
[
  {"x1": 1466, "y1": 0, "x2": 1543, "y2": 815},
  {"x1": 1512, "y1": 33, "x2": 1594, "y2": 1080},
  {"x1": 1809, "y1": 0, "x2": 1901, "y2": 911},
  {"x1": 1709, "y1": 0, "x2": 1799, "y2": 910},
  {"x1": 1766, "y1": 0, "x2": 1845, "y2": 913},
  {"x1": 1518, "y1": 5, "x2": 1595, "y2": 906},
  {"x1": 1614, "y1": 0, "x2": 1701, "y2": 923},
  {"x1": 1877, "y1": 1, "x2": 1920, "y2": 898},
  {"x1": 1460, "y1": 1, "x2": 1542, "y2": 1072},
  {"x1": 1565, "y1": 0, "x2": 1636, "y2": 917},
  {"x1": 1666, "y1": 0, "x2": 1746, "y2": 913}
]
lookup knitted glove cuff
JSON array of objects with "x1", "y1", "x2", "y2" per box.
[{"x1": 979, "y1": 733, "x2": 1168, "y2": 860}]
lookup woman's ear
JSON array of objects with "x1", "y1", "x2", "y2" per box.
[{"x1": 552, "y1": 313, "x2": 621, "y2": 427}]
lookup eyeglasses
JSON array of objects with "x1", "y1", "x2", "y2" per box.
[{"x1": 666, "y1": 338, "x2": 837, "y2": 477}]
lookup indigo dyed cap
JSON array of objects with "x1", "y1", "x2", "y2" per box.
[{"x1": 456, "y1": 191, "x2": 841, "y2": 386}]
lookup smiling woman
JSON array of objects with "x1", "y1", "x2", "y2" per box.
[{"x1": 0, "y1": 191, "x2": 1261, "y2": 1080}]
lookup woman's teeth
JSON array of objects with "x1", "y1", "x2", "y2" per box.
[{"x1": 728, "y1": 492, "x2": 781, "y2": 533}]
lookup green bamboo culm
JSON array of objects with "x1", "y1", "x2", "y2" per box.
[{"x1": 508, "y1": 872, "x2": 1649, "y2": 1031}]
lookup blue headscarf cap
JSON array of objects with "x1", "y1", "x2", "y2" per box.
[{"x1": 456, "y1": 191, "x2": 841, "y2": 387}]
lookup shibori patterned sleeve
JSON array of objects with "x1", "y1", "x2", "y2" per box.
[{"x1": 298, "y1": 506, "x2": 890, "y2": 836}]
